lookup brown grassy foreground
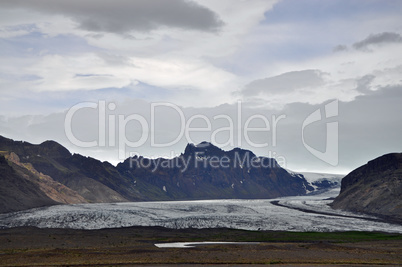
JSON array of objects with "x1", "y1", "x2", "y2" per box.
[{"x1": 0, "y1": 226, "x2": 401, "y2": 266}]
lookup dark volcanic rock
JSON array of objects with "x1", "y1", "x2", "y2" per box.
[
  {"x1": 331, "y1": 153, "x2": 402, "y2": 223},
  {"x1": 117, "y1": 142, "x2": 313, "y2": 200}
]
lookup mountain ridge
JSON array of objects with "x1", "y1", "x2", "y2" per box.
[
  {"x1": 0, "y1": 135, "x2": 340, "y2": 213},
  {"x1": 117, "y1": 141, "x2": 313, "y2": 200}
]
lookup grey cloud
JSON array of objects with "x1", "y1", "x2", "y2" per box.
[
  {"x1": 276, "y1": 85, "x2": 402, "y2": 172},
  {"x1": 242, "y1": 70, "x2": 325, "y2": 97},
  {"x1": 333, "y1": 44, "x2": 348, "y2": 52},
  {"x1": 355, "y1": 75, "x2": 375, "y2": 93},
  {"x1": 2, "y1": 0, "x2": 223, "y2": 33},
  {"x1": 353, "y1": 32, "x2": 402, "y2": 50},
  {"x1": 85, "y1": 33, "x2": 104, "y2": 39}
]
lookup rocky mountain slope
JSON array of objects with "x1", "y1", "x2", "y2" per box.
[
  {"x1": 5, "y1": 152, "x2": 87, "y2": 205},
  {"x1": 331, "y1": 153, "x2": 402, "y2": 223},
  {"x1": 0, "y1": 135, "x2": 135, "y2": 204},
  {"x1": 0, "y1": 155, "x2": 58, "y2": 213}
]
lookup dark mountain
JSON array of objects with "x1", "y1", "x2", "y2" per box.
[
  {"x1": 117, "y1": 142, "x2": 314, "y2": 200},
  {"x1": 6, "y1": 151, "x2": 86, "y2": 205},
  {"x1": 331, "y1": 153, "x2": 402, "y2": 223},
  {"x1": 0, "y1": 155, "x2": 57, "y2": 213},
  {"x1": 0, "y1": 135, "x2": 138, "y2": 204},
  {"x1": 0, "y1": 135, "x2": 314, "y2": 212}
]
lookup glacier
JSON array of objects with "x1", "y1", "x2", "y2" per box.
[{"x1": 0, "y1": 188, "x2": 401, "y2": 233}]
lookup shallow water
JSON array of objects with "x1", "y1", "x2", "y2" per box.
[{"x1": 155, "y1": 242, "x2": 260, "y2": 248}]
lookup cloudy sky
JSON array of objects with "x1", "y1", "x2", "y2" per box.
[{"x1": 0, "y1": 0, "x2": 401, "y2": 174}]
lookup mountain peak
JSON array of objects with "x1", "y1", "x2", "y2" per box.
[
  {"x1": 184, "y1": 142, "x2": 224, "y2": 157},
  {"x1": 196, "y1": 141, "x2": 214, "y2": 148},
  {"x1": 39, "y1": 140, "x2": 71, "y2": 158}
]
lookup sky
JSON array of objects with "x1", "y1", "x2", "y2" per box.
[{"x1": 0, "y1": 0, "x2": 401, "y2": 174}]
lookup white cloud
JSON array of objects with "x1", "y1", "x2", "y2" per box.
[
  {"x1": 25, "y1": 54, "x2": 135, "y2": 91},
  {"x1": 20, "y1": 53, "x2": 235, "y2": 96},
  {"x1": 0, "y1": 0, "x2": 279, "y2": 108}
]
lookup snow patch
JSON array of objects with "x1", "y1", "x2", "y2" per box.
[{"x1": 286, "y1": 169, "x2": 344, "y2": 193}]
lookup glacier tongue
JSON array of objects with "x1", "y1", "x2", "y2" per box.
[
  {"x1": 286, "y1": 170, "x2": 344, "y2": 194},
  {"x1": 0, "y1": 190, "x2": 401, "y2": 233}
]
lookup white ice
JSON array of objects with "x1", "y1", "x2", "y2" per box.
[{"x1": 0, "y1": 189, "x2": 401, "y2": 233}]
